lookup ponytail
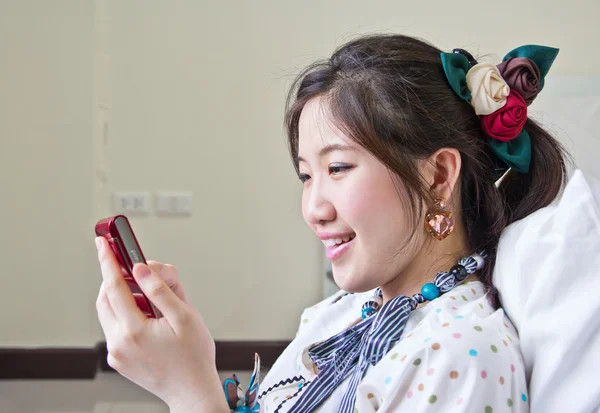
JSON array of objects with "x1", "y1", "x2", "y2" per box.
[
  {"x1": 499, "y1": 119, "x2": 571, "y2": 223},
  {"x1": 463, "y1": 118, "x2": 571, "y2": 308}
]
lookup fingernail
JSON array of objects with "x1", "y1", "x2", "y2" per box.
[{"x1": 95, "y1": 237, "x2": 102, "y2": 251}]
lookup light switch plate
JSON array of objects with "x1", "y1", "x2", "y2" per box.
[
  {"x1": 155, "y1": 192, "x2": 193, "y2": 216},
  {"x1": 112, "y1": 192, "x2": 150, "y2": 215}
]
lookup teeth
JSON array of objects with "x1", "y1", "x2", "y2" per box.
[
  {"x1": 324, "y1": 239, "x2": 337, "y2": 247},
  {"x1": 323, "y1": 234, "x2": 356, "y2": 248}
]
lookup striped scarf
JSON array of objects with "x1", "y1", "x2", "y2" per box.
[{"x1": 286, "y1": 289, "x2": 412, "y2": 413}]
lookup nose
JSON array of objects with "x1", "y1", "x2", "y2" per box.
[{"x1": 303, "y1": 179, "x2": 336, "y2": 226}]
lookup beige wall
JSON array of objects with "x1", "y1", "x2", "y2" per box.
[
  {"x1": 1, "y1": 0, "x2": 598, "y2": 347},
  {"x1": 0, "y1": 1, "x2": 95, "y2": 347}
]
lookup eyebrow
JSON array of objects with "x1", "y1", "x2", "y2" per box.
[{"x1": 296, "y1": 144, "x2": 355, "y2": 164}]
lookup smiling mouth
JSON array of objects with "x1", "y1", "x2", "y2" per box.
[
  {"x1": 324, "y1": 234, "x2": 356, "y2": 261},
  {"x1": 323, "y1": 233, "x2": 356, "y2": 248}
]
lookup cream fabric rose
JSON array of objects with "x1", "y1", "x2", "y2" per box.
[{"x1": 466, "y1": 62, "x2": 510, "y2": 115}]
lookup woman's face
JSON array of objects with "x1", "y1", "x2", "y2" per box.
[{"x1": 297, "y1": 98, "x2": 424, "y2": 293}]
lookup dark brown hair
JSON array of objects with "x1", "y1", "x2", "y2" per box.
[{"x1": 284, "y1": 34, "x2": 571, "y2": 307}]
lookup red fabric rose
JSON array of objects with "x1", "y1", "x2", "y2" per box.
[{"x1": 480, "y1": 90, "x2": 527, "y2": 142}]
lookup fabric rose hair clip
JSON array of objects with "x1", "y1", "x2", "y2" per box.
[
  {"x1": 440, "y1": 45, "x2": 559, "y2": 178},
  {"x1": 222, "y1": 353, "x2": 261, "y2": 413}
]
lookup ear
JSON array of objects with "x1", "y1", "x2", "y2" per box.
[{"x1": 422, "y1": 148, "x2": 462, "y2": 202}]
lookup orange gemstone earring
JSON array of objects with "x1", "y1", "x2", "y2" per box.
[{"x1": 425, "y1": 198, "x2": 455, "y2": 241}]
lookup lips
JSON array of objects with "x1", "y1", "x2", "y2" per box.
[{"x1": 325, "y1": 236, "x2": 355, "y2": 261}]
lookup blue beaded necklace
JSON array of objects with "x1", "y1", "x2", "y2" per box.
[{"x1": 360, "y1": 250, "x2": 487, "y2": 319}]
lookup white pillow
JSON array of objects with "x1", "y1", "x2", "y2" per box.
[{"x1": 493, "y1": 169, "x2": 600, "y2": 413}]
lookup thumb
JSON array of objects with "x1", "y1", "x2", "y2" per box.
[
  {"x1": 132, "y1": 263, "x2": 189, "y2": 329},
  {"x1": 147, "y1": 260, "x2": 189, "y2": 304}
]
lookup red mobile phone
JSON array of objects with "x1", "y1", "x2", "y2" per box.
[{"x1": 95, "y1": 215, "x2": 161, "y2": 318}]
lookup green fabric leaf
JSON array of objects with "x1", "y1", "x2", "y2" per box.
[
  {"x1": 440, "y1": 52, "x2": 472, "y2": 101},
  {"x1": 486, "y1": 129, "x2": 532, "y2": 173}
]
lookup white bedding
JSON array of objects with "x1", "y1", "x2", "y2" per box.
[{"x1": 493, "y1": 169, "x2": 600, "y2": 413}]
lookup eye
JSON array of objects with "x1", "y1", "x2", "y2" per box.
[
  {"x1": 329, "y1": 163, "x2": 353, "y2": 175},
  {"x1": 298, "y1": 173, "x2": 311, "y2": 183}
]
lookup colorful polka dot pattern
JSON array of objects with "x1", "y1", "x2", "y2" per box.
[{"x1": 260, "y1": 282, "x2": 529, "y2": 412}]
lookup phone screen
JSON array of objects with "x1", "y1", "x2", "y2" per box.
[{"x1": 114, "y1": 216, "x2": 144, "y2": 265}]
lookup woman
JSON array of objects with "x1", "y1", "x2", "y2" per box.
[{"x1": 94, "y1": 34, "x2": 568, "y2": 412}]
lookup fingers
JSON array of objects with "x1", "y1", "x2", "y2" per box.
[
  {"x1": 146, "y1": 260, "x2": 164, "y2": 272},
  {"x1": 147, "y1": 260, "x2": 170, "y2": 285},
  {"x1": 132, "y1": 262, "x2": 190, "y2": 332},
  {"x1": 147, "y1": 261, "x2": 189, "y2": 303},
  {"x1": 96, "y1": 237, "x2": 146, "y2": 329},
  {"x1": 96, "y1": 281, "x2": 116, "y2": 339}
]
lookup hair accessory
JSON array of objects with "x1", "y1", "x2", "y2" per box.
[
  {"x1": 440, "y1": 45, "x2": 559, "y2": 177},
  {"x1": 425, "y1": 197, "x2": 455, "y2": 241},
  {"x1": 285, "y1": 251, "x2": 487, "y2": 413},
  {"x1": 452, "y1": 48, "x2": 478, "y2": 66},
  {"x1": 223, "y1": 353, "x2": 261, "y2": 412}
]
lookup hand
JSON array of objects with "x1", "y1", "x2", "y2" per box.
[{"x1": 94, "y1": 237, "x2": 229, "y2": 413}]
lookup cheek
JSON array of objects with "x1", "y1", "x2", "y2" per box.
[
  {"x1": 300, "y1": 189, "x2": 309, "y2": 223},
  {"x1": 345, "y1": 174, "x2": 408, "y2": 229},
  {"x1": 346, "y1": 174, "x2": 418, "y2": 264}
]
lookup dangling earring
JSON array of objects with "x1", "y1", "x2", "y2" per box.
[{"x1": 425, "y1": 198, "x2": 455, "y2": 241}]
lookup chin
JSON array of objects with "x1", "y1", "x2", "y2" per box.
[{"x1": 332, "y1": 267, "x2": 376, "y2": 293}]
